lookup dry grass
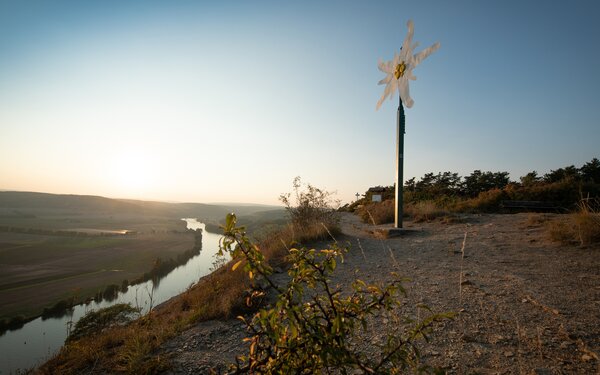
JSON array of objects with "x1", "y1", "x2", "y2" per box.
[
  {"x1": 38, "y1": 219, "x2": 339, "y2": 374},
  {"x1": 453, "y1": 188, "x2": 506, "y2": 212},
  {"x1": 523, "y1": 213, "x2": 551, "y2": 228},
  {"x1": 356, "y1": 200, "x2": 395, "y2": 225},
  {"x1": 356, "y1": 200, "x2": 458, "y2": 225},
  {"x1": 573, "y1": 199, "x2": 600, "y2": 246},
  {"x1": 405, "y1": 200, "x2": 451, "y2": 223},
  {"x1": 545, "y1": 199, "x2": 600, "y2": 246},
  {"x1": 573, "y1": 213, "x2": 600, "y2": 245},
  {"x1": 546, "y1": 218, "x2": 577, "y2": 244}
]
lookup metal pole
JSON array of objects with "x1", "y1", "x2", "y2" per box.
[{"x1": 395, "y1": 96, "x2": 405, "y2": 228}]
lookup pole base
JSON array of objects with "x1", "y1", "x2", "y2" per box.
[{"x1": 374, "y1": 227, "x2": 420, "y2": 239}]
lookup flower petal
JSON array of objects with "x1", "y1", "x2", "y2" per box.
[
  {"x1": 378, "y1": 75, "x2": 392, "y2": 85},
  {"x1": 384, "y1": 81, "x2": 394, "y2": 99},
  {"x1": 398, "y1": 78, "x2": 413, "y2": 108},
  {"x1": 376, "y1": 97, "x2": 384, "y2": 110},
  {"x1": 412, "y1": 41, "x2": 441, "y2": 67},
  {"x1": 401, "y1": 20, "x2": 414, "y2": 56},
  {"x1": 377, "y1": 59, "x2": 388, "y2": 72},
  {"x1": 378, "y1": 79, "x2": 399, "y2": 110}
]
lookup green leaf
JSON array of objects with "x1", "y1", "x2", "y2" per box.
[{"x1": 225, "y1": 213, "x2": 236, "y2": 230}]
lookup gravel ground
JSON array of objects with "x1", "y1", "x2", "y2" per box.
[{"x1": 159, "y1": 212, "x2": 600, "y2": 374}]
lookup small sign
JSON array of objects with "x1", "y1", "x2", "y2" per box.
[{"x1": 372, "y1": 194, "x2": 382, "y2": 202}]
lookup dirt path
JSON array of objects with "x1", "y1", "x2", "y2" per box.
[{"x1": 160, "y1": 213, "x2": 600, "y2": 374}]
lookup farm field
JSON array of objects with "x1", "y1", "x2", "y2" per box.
[{"x1": 0, "y1": 218, "x2": 195, "y2": 320}]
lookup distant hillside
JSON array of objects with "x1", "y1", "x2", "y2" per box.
[{"x1": 0, "y1": 191, "x2": 283, "y2": 222}]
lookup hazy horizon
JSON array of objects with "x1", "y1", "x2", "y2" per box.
[
  {"x1": 0, "y1": 188, "x2": 285, "y2": 208},
  {"x1": 2, "y1": 1, "x2": 599, "y2": 205}
]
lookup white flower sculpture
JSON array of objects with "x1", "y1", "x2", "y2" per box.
[{"x1": 376, "y1": 20, "x2": 440, "y2": 110}]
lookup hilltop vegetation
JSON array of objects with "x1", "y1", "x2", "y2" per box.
[{"x1": 348, "y1": 158, "x2": 600, "y2": 223}]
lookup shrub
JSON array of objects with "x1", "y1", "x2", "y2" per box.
[
  {"x1": 68, "y1": 304, "x2": 140, "y2": 341},
  {"x1": 42, "y1": 299, "x2": 73, "y2": 319},
  {"x1": 280, "y1": 177, "x2": 340, "y2": 231},
  {"x1": 509, "y1": 180, "x2": 579, "y2": 207},
  {"x1": 219, "y1": 213, "x2": 451, "y2": 373}
]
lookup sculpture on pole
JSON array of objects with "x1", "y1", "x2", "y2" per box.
[{"x1": 376, "y1": 20, "x2": 440, "y2": 228}]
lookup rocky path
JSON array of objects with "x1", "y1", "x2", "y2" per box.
[{"x1": 160, "y1": 213, "x2": 600, "y2": 374}]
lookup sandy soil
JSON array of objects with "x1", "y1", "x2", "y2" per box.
[{"x1": 160, "y1": 213, "x2": 600, "y2": 374}]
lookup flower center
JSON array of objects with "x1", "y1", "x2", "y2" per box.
[{"x1": 394, "y1": 61, "x2": 407, "y2": 79}]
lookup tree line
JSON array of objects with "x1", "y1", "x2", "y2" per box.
[{"x1": 405, "y1": 158, "x2": 599, "y2": 199}]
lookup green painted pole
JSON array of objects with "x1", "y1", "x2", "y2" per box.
[{"x1": 395, "y1": 96, "x2": 405, "y2": 228}]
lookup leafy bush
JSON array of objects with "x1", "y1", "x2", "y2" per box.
[{"x1": 219, "y1": 213, "x2": 450, "y2": 373}]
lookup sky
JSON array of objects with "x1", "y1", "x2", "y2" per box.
[{"x1": 1, "y1": 0, "x2": 599, "y2": 205}]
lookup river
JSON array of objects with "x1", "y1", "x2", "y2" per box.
[{"x1": 0, "y1": 218, "x2": 224, "y2": 374}]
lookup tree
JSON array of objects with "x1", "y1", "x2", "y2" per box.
[
  {"x1": 520, "y1": 171, "x2": 541, "y2": 187},
  {"x1": 462, "y1": 170, "x2": 510, "y2": 197},
  {"x1": 543, "y1": 165, "x2": 580, "y2": 183},
  {"x1": 580, "y1": 158, "x2": 600, "y2": 183}
]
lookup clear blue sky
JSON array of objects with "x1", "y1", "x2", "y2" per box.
[{"x1": 1, "y1": 0, "x2": 599, "y2": 205}]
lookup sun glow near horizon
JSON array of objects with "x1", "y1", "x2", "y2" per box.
[
  {"x1": 1, "y1": 2, "x2": 599, "y2": 206},
  {"x1": 108, "y1": 151, "x2": 158, "y2": 198}
]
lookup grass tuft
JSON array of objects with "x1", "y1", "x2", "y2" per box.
[{"x1": 545, "y1": 198, "x2": 600, "y2": 246}]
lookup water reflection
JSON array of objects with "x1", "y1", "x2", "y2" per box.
[{"x1": 0, "y1": 219, "x2": 224, "y2": 374}]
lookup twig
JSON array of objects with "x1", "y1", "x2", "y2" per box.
[
  {"x1": 458, "y1": 231, "x2": 467, "y2": 304},
  {"x1": 321, "y1": 222, "x2": 338, "y2": 243},
  {"x1": 356, "y1": 238, "x2": 368, "y2": 262}
]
